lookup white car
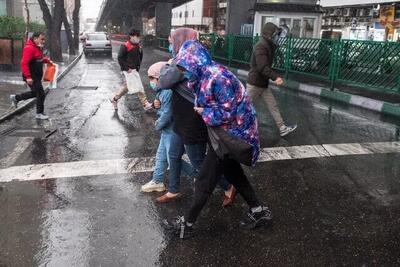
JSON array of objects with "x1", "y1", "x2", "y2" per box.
[{"x1": 83, "y1": 32, "x2": 112, "y2": 57}]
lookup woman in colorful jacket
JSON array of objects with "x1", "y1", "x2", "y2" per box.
[
  {"x1": 163, "y1": 40, "x2": 273, "y2": 238},
  {"x1": 156, "y1": 28, "x2": 236, "y2": 206}
]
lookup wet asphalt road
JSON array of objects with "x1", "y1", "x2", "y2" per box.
[{"x1": 0, "y1": 45, "x2": 400, "y2": 266}]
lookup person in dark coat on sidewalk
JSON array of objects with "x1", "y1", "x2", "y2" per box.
[
  {"x1": 247, "y1": 22, "x2": 297, "y2": 137},
  {"x1": 10, "y1": 32, "x2": 53, "y2": 120}
]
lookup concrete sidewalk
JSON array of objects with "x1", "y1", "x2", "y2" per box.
[{"x1": 0, "y1": 53, "x2": 83, "y2": 123}]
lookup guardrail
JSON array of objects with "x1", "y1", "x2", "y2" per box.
[{"x1": 157, "y1": 34, "x2": 400, "y2": 93}]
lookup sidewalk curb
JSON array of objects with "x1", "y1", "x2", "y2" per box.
[
  {"x1": 229, "y1": 67, "x2": 400, "y2": 118},
  {"x1": 0, "y1": 52, "x2": 83, "y2": 123}
]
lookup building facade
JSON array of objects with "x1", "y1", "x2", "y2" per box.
[
  {"x1": 253, "y1": 0, "x2": 323, "y2": 38},
  {"x1": 171, "y1": 0, "x2": 215, "y2": 32},
  {"x1": 321, "y1": 0, "x2": 400, "y2": 41},
  {"x1": 0, "y1": 0, "x2": 23, "y2": 17}
]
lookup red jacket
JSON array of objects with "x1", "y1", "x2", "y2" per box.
[{"x1": 21, "y1": 39, "x2": 50, "y2": 80}]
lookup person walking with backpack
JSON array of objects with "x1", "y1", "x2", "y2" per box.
[
  {"x1": 247, "y1": 22, "x2": 297, "y2": 137},
  {"x1": 110, "y1": 28, "x2": 152, "y2": 110},
  {"x1": 10, "y1": 32, "x2": 54, "y2": 120}
]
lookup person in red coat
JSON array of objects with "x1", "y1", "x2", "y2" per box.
[{"x1": 10, "y1": 32, "x2": 53, "y2": 120}]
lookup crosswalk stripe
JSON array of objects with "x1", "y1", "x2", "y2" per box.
[{"x1": 0, "y1": 141, "x2": 399, "y2": 183}]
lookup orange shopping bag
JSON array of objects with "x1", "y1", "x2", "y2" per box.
[{"x1": 43, "y1": 63, "x2": 56, "y2": 82}]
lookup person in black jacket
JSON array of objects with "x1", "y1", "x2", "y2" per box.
[
  {"x1": 247, "y1": 22, "x2": 297, "y2": 137},
  {"x1": 110, "y1": 28, "x2": 152, "y2": 110}
]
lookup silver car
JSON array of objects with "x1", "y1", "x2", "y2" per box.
[{"x1": 83, "y1": 32, "x2": 112, "y2": 57}]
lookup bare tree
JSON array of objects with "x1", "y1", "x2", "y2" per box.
[
  {"x1": 62, "y1": 9, "x2": 75, "y2": 55},
  {"x1": 23, "y1": 0, "x2": 30, "y2": 40},
  {"x1": 37, "y1": 0, "x2": 64, "y2": 61},
  {"x1": 73, "y1": 0, "x2": 81, "y2": 50}
]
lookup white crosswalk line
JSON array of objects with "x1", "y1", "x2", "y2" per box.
[{"x1": 0, "y1": 141, "x2": 399, "y2": 183}]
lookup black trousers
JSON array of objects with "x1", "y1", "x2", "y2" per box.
[
  {"x1": 186, "y1": 145, "x2": 261, "y2": 223},
  {"x1": 15, "y1": 80, "x2": 45, "y2": 114}
]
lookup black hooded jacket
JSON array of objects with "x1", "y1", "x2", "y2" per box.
[{"x1": 247, "y1": 23, "x2": 280, "y2": 88}]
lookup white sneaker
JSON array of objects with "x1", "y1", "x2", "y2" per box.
[
  {"x1": 279, "y1": 124, "x2": 297, "y2": 137},
  {"x1": 35, "y1": 113, "x2": 49, "y2": 120},
  {"x1": 10, "y1": 95, "x2": 18, "y2": 108},
  {"x1": 141, "y1": 180, "x2": 166, "y2": 192}
]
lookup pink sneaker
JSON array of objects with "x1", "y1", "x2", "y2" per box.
[{"x1": 110, "y1": 97, "x2": 118, "y2": 110}]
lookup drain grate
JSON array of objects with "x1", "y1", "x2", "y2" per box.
[
  {"x1": 71, "y1": 86, "x2": 98, "y2": 90},
  {"x1": 1, "y1": 127, "x2": 57, "y2": 138}
]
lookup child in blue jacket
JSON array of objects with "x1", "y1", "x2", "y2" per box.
[{"x1": 141, "y1": 62, "x2": 195, "y2": 192}]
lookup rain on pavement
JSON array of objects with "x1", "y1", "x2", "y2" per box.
[{"x1": 0, "y1": 44, "x2": 399, "y2": 266}]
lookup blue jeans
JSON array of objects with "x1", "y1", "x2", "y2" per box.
[
  {"x1": 152, "y1": 131, "x2": 195, "y2": 183},
  {"x1": 167, "y1": 132, "x2": 231, "y2": 193}
]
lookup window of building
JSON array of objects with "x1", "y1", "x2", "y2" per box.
[
  {"x1": 303, "y1": 18, "x2": 315, "y2": 38},
  {"x1": 279, "y1": 18, "x2": 292, "y2": 28},
  {"x1": 185, "y1": 11, "x2": 188, "y2": 18},
  {"x1": 261, "y1": 16, "x2": 274, "y2": 27},
  {"x1": 192, "y1": 10, "x2": 194, "y2": 17},
  {"x1": 179, "y1": 12, "x2": 182, "y2": 18},
  {"x1": 292, "y1": 19, "x2": 301, "y2": 38},
  {"x1": 0, "y1": 0, "x2": 6, "y2": 16}
]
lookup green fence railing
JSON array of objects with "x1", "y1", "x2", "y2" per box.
[
  {"x1": 157, "y1": 34, "x2": 400, "y2": 93},
  {"x1": 158, "y1": 38, "x2": 169, "y2": 51}
]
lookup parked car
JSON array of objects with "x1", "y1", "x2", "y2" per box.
[{"x1": 83, "y1": 32, "x2": 112, "y2": 57}]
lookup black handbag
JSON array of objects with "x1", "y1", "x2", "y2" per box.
[{"x1": 207, "y1": 126, "x2": 253, "y2": 166}]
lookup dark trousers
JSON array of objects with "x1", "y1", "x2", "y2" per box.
[
  {"x1": 15, "y1": 80, "x2": 45, "y2": 114},
  {"x1": 186, "y1": 145, "x2": 261, "y2": 223}
]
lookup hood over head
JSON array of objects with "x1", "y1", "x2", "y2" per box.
[
  {"x1": 147, "y1": 61, "x2": 168, "y2": 79},
  {"x1": 262, "y1": 22, "x2": 279, "y2": 40},
  {"x1": 174, "y1": 40, "x2": 213, "y2": 80},
  {"x1": 169, "y1": 28, "x2": 198, "y2": 56}
]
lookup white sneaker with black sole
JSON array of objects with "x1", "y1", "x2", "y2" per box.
[
  {"x1": 35, "y1": 113, "x2": 49, "y2": 120},
  {"x1": 279, "y1": 124, "x2": 297, "y2": 137}
]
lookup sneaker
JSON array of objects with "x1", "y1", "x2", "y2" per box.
[
  {"x1": 141, "y1": 180, "x2": 166, "y2": 192},
  {"x1": 240, "y1": 206, "x2": 273, "y2": 229},
  {"x1": 279, "y1": 124, "x2": 297, "y2": 137},
  {"x1": 162, "y1": 216, "x2": 195, "y2": 239},
  {"x1": 143, "y1": 101, "x2": 153, "y2": 111},
  {"x1": 35, "y1": 113, "x2": 49, "y2": 120},
  {"x1": 10, "y1": 95, "x2": 18, "y2": 108},
  {"x1": 110, "y1": 97, "x2": 118, "y2": 110}
]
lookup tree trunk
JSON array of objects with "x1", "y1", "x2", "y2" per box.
[
  {"x1": 37, "y1": 0, "x2": 63, "y2": 62},
  {"x1": 24, "y1": 0, "x2": 30, "y2": 41},
  {"x1": 62, "y1": 9, "x2": 75, "y2": 55},
  {"x1": 73, "y1": 0, "x2": 81, "y2": 50}
]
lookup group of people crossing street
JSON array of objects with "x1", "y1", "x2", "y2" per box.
[{"x1": 10, "y1": 22, "x2": 297, "y2": 239}]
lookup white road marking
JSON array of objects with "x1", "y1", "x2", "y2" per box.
[
  {"x1": 0, "y1": 137, "x2": 33, "y2": 168},
  {"x1": 0, "y1": 141, "x2": 399, "y2": 183}
]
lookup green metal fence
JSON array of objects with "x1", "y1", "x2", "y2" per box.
[
  {"x1": 157, "y1": 34, "x2": 400, "y2": 93},
  {"x1": 158, "y1": 38, "x2": 169, "y2": 51}
]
